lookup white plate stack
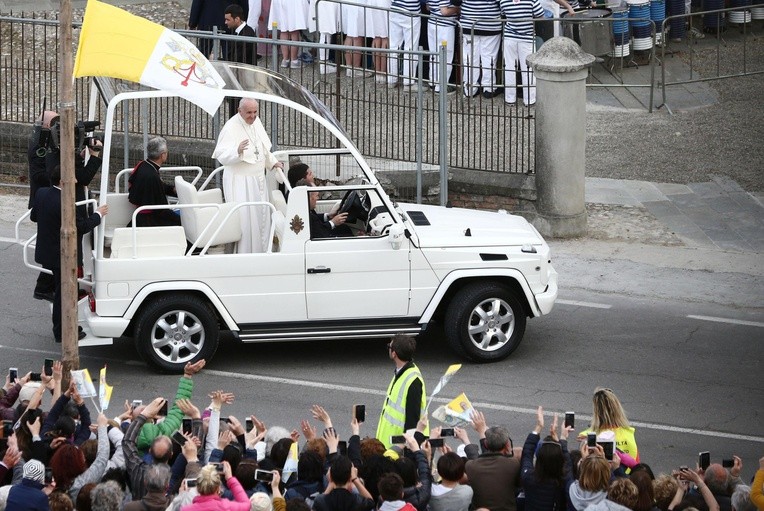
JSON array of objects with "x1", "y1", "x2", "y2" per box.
[
  {"x1": 609, "y1": 44, "x2": 631, "y2": 57},
  {"x1": 752, "y1": 7, "x2": 764, "y2": 19},
  {"x1": 729, "y1": 10, "x2": 752, "y2": 22}
]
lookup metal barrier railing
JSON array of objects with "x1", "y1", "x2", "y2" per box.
[
  {"x1": 658, "y1": 5, "x2": 764, "y2": 113},
  {"x1": 1, "y1": 4, "x2": 760, "y2": 194},
  {"x1": 0, "y1": 9, "x2": 534, "y2": 200}
]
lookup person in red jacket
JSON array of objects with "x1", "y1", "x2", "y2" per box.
[{"x1": 378, "y1": 473, "x2": 419, "y2": 511}]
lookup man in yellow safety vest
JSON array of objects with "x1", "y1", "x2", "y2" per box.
[{"x1": 376, "y1": 334, "x2": 428, "y2": 448}]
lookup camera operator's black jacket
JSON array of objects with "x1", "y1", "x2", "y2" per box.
[{"x1": 27, "y1": 135, "x2": 51, "y2": 209}]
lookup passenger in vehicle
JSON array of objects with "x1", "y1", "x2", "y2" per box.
[
  {"x1": 287, "y1": 162, "x2": 314, "y2": 188},
  {"x1": 212, "y1": 98, "x2": 284, "y2": 253},
  {"x1": 127, "y1": 136, "x2": 181, "y2": 228},
  {"x1": 296, "y1": 179, "x2": 352, "y2": 239}
]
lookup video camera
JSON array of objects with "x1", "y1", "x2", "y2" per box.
[{"x1": 31, "y1": 99, "x2": 101, "y2": 157}]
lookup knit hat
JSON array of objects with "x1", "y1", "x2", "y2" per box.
[
  {"x1": 249, "y1": 492, "x2": 272, "y2": 511},
  {"x1": 22, "y1": 459, "x2": 45, "y2": 484},
  {"x1": 18, "y1": 382, "x2": 42, "y2": 404}
]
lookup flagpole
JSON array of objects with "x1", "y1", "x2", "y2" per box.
[{"x1": 59, "y1": 0, "x2": 80, "y2": 383}]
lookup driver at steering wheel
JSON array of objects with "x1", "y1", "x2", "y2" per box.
[{"x1": 297, "y1": 178, "x2": 354, "y2": 239}]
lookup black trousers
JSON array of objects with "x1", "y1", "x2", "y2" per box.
[
  {"x1": 51, "y1": 267, "x2": 62, "y2": 342},
  {"x1": 35, "y1": 271, "x2": 55, "y2": 294}
]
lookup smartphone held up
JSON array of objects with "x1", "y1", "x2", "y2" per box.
[
  {"x1": 255, "y1": 469, "x2": 274, "y2": 483},
  {"x1": 353, "y1": 404, "x2": 366, "y2": 423},
  {"x1": 564, "y1": 412, "x2": 575, "y2": 429}
]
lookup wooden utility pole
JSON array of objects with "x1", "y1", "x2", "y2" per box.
[{"x1": 59, "y1": 0, "x2": 80, "y2": 379}]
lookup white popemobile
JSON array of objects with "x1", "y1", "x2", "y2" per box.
[{"x1": 17, "y1": 62, "x2": 558, "y2": 373}]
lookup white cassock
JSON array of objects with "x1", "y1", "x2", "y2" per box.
[
  {"x1": 247, "y1": 0, "x2": 262, "y2": 34},
  {"x1": 212, "y1": 114, "x2": 279, "y2": 253}
]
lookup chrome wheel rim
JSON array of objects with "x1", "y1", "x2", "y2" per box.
[
  {"x1": 151, "y1": 309, "x2": 204, "y2": 364},
  {"x1": 467, "y1": 297, "x2": 515, "y2": 352}
]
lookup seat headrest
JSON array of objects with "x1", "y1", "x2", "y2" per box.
[{"x1": 174, "y1": 175, "x2": 198, "y2": 204}]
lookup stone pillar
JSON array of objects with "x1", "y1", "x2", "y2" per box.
[{"x1": 526, "y1": 37, "x2": 595, "y2": 238}]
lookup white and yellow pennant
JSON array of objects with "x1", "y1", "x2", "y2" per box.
[{"x1": 74, "y1": 0, "x2": 225, "y2": 115}]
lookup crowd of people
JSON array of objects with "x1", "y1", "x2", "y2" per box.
[
  {"x1": 1, "y1": 336, "x2": 762, "y2": 511},
  {"x1": 190, "y1": 0, "x2": 588, "y2": 106}
]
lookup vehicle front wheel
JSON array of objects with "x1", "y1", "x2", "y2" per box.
[
  {"x1": 134, "y1": 294, "x2": 219, "y2": 373},
  {"x1": 444, "y1": 282, "x2": 527, "y2": 362}
]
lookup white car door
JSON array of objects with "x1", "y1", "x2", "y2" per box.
[{"x1": 304, "y1": 235, "x2": 411, "y2": 319}]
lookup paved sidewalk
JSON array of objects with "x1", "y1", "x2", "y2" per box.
[{"x1": 586, "y1": 175, "x2": 764, "y2": 252}]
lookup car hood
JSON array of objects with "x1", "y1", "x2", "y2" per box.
[{"x1": 397, "y1": 203, "x2": 544, "y2": 248}]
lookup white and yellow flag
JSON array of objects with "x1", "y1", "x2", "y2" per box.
[
  {"x1": 426, "y1": 363, "x2": 462, "y2": 412},
  {"x1": 74, "y1": 0, "x2": 225, "y2": 115},
  {"x1": 99, "y1": 366, "x2": 113, "y2": 411}
]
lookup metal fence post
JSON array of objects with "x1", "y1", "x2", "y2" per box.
[
  {"x1": 416, "y1": 48, "x2": 424, "y2": 205},
  {"x1": 141, "y1": 98, "x2": 148, "y2": 159},
  {"x1": 212, "y1": 26, "x2": 219, "y2": 62},
  {"x1": 271, "y1": 23, "x2": 279, "y2": 151},
  {"x1": 439, "y1": 42, "x2": 448, "y2": 206},
  {"x1": 122, "y1": 103, "x2": 129, "y2": 172}
]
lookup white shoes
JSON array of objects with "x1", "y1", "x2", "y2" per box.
[
  {"x1": 290, "y1": 59, "x2": 302, "y2": 69},
  {"x1": 280, "y1": 59, "x2": 290, "y2": 68},
  {"x1": 346, "y1": 67, "x2": 373, "y2": 78},
  {"x1": 320, "y1": 63, "x2": 337, "y2": 74}
]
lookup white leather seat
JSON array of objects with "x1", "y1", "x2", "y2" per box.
[
  {"x1": 271, "y1": 189, "x2": 288, "y2": 216},
  {"x1": 110, "y1": 226, "x2": 187, "y2": 259},
  {"x1": 174, "y1": 176, "x2": 241, "y2": 249},
  {"x1": 102, "y1": 193, "x2": 135, "y2": 247},
  {"x1": 270, "y1": 210, "x2": 286, "y2": 252}
]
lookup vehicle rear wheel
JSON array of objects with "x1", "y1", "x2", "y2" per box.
[
  {"x1": 134, "y1": 294, "x2": 219, "y2": 373},
  {"x1": 444, "y1": 282, "x2": 526, "y2": 362}
]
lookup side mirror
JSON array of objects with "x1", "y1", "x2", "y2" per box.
[{"x1": 389, "y1": 224, "x2": 405, "y2": 250}]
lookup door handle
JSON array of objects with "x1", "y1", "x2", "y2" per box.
[{"x1": 307, "y1": 267, "x2": 331, "y2": 274}]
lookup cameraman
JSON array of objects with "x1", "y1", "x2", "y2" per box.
[
  {"x1": 28, "y1": 110, "x2": 59, "y2": 302},
  {"x1": 28, "y1": 110, "x2": 104, "y2": 301}
]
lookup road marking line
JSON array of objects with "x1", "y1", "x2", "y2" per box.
[
  {"x1": 0, "y1": 236, "x2": 19, "y2": 244},
  {"x1": 2, "y1": 344, "x2": 761, "y2": 443},
  {"x1": 202, "y1": 369, "x2": 764, "y2": 443},
  {"x1": 687, "y1": 315, "x2": 764, "y2": 328},
  {"x1": 556, "y1": 299, "x2": 612, "y2": 309}
]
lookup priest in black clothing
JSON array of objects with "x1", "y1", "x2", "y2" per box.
[{"x1": 127, "y1": 136, "x2": 181, "y2": 227}]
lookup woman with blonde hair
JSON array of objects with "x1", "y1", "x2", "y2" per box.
[
  {"x1": 182, "y1": 461, "x2": 251, "y2": 511},
  {"x1": 580, "y1": 388, "x2": 639, "y2": 470}
]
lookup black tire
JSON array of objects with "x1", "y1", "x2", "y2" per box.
[
  {"x1": 444, "y1": 282, "x2": 527, "y2": 362},
  {"x1": 134, "y1": 294, "x2": 219, "y2": 373}
]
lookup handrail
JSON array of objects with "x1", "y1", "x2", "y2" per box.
[
  {"x1": 124, "y1": 201, "x2": 277, "y2": 257},
  {"x1": 114, "y1": 166, "x2": 204, "y2": 193},
  {"x1": 19, "y1": 198, "x2": 99, "y2": 288},
  {"x1": 199, "y1": 166, "x2": 225, "y2": 191}
]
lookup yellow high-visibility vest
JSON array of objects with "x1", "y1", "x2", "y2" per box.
[{"x1": 376, "y1": 365, "x2": 428, "y2": 448}]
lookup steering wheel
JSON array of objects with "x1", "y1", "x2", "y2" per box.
[{"x1": 338, "y1": 190, "x2": 370, "y2": 224}]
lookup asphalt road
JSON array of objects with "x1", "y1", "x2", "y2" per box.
[{"x1": 1, "y1": 227, "x2": 762, "y2": 480}]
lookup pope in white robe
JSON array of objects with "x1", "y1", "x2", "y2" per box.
[{"x1": 212, "y1": 98, "x2": 283, "y2": 253}]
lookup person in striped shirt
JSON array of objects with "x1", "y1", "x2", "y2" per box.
[
  {"x1": 388, "y1": 0, "x2": 422, "y2": 88},
  {"x1": 426, "y1": 0, "x2": 459, "y2": 92},
  {"x1": 459, "y1": 0, "x2": 503, "y2": 98},
  {"x1": 499, "y1": 0, "x2": 544, "y2": 105}
]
